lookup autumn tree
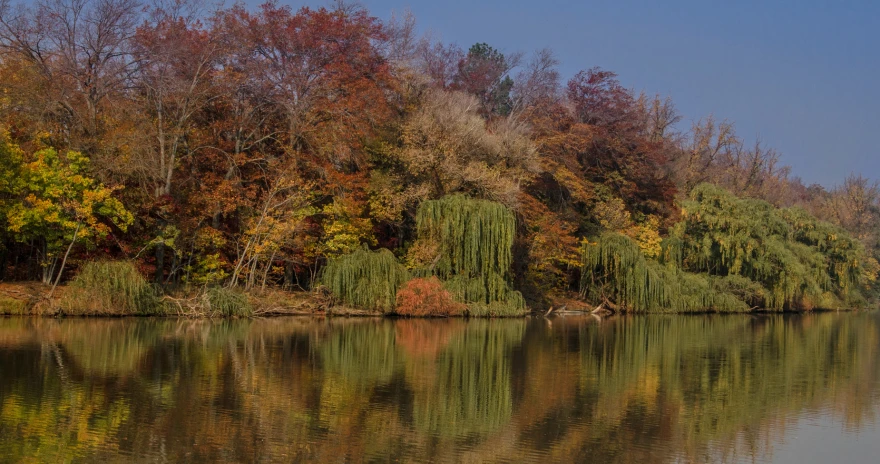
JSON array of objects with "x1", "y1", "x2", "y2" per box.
[
  {"x1": 0, "y1": 0, "x2": 142, "y2": 151},
  {"x1": 214, "y1": 1, "x2": 392, "y2": 164},
  {"x1": 816, "y1": 174, "x2": 880, "y2": 253},
  {"x1": 394, "y1": 88, "x2": 539, "y2": 208},
  {"x1": 510, "y1": 48, "x2": 560, "y2": 118},
  {"x1": 133, "y1": 2, "x2": 219, "y2": 198},
  {"x1": 559, "y1": 67, "x2": 676, "y2": 217},
  {"x1": 416, "y1": 40, "x2": 464, "y2": 89},
  {"x1": 3, "y1": 141, "x2": 132, "y2": 285}
]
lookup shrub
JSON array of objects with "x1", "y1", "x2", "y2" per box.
[
  {"x1": 396, "y1": 277, "x2": 466, "y2": 317},
  {"x1": 0, "y1": 294, "x2": 28, "y2": 315},
  {"x1": 205, "y1": 287, "x2": 252, "y2": 317},
  {"x1": 61, "y1": 261, "x2": 162, "y2": 315}
]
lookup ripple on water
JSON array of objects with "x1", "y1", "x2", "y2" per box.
[{"x1": 0, "y1": 313, "x2": 878, "y2": 463}]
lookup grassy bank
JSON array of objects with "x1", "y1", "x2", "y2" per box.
[{"x1": 0, "y1": 280, "x2": 375, "y2": 318}]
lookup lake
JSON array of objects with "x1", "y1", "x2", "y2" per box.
[{"x1": 0, "y1": 313, "x2": 878, "y2": 463}]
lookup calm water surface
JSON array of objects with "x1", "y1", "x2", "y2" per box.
[{"x1": 0, "y1": 313, "x2": 879, "y2": 463}]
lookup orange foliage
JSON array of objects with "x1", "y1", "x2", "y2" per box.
[
  {"x1": 394, "y1": 319, "x2": 466, "y2": 359},
  {"x1": 395, "y1": 277, "x2": 466, "y2": 317}
]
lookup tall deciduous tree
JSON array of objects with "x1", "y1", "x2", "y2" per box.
[
  {"x1": 215, "y1": 1, "x2": 392, "y2": 165},
  {"x1": 0, "y1": 0, "x2": 142, "y2": 149}
]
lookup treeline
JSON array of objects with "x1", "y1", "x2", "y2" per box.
[{"x1": 0, "y1": 0, "x2": 877, "y2": 313}]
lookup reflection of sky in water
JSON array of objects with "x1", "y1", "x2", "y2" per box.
[
  {"x1": 0, "y1": 314, "x2": 878, "y2": 463},
  {"x1": 750, "y1": 405, "x2": 880, "y2": 464}
]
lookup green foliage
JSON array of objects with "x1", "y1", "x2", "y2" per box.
[
  {"x1": 6, "y1": 148, "x2": 133, "y2": 247},
  {"x1": 61, "y1": 261, "x2": 162, "y2": 315},
  {"x1": 0, "y1": 134, "x2": 24, "y2": 220},
  {"x1": 443, "y1": 275, "x2": 528, "y2": 316},
  {"x1": 321, "y1": 246, "x2": 410, "y2": 312},
  {"x1": 0, "y1": 294, "x2": 28, "y2": 315},
  {"x1": 581, "y1": 232, "x2": 749, "y2": 312},
  {"x1": 677, "y1": 184, "x2": 872, "y2": 310},
  {"x1": 205, "y1": 287, "x2": 253, "y2": 317},
  {"x1": 583, "y1": 184, "x2": 877, "y2": 312},
  {"x1": 416, "y1": 195, "x2": 527, "y2": 316}
]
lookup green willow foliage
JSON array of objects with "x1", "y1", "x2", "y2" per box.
[
  {"x1": 582, "y1": 184, "x2": 876, "y2": 312},
  {"x1": 205, "y1": 287, "x2": 253, "y2": 317},
  {"x1": 581, "y1": 233, "x2": 748, "y2": 312},
  {"x1": 677, "y1": 184, "x2": 873, "y2": 310},
  {"x1": 321, "y1": 247, "x2": 410, "y2": 312},
  {"x1": 61, "y1": 261, "x2": 162, "y2": 315},
  {"x1": 416, "y1": 195, "x2": 526, "y2": 316}
]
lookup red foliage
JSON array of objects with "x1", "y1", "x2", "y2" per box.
[
  {"x1": 567, "y1": 67, "x2": 639, "y2": 133},
  {"x1": 395, "y1": 277, "x2": 466, "y2": 317}
]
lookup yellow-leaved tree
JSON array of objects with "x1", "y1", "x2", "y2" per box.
[{"x1": 3, "y1": 143, "x2": 133, "y2": 290}]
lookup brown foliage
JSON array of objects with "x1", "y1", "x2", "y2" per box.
[{"x1": 398, "y1": 88, "x2": 539, "y2": 207}]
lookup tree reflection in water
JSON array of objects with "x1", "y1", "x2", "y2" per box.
[{"x1": 0, "y1": 313, "x2": 878, "y2": 463}]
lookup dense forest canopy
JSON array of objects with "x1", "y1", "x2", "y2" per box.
[{"x1": 0, "y1": 0, "x2": 877, "y2": 313}]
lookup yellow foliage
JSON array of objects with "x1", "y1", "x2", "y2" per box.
[
  {"x1": 320, "y1": 199, "x2": 376, "y2": 259},
  {"x1": 628, "y1": 216, "x2": 663, "y2": 259},
  {"x1": 403, "y1": 239, "x2": 440, "y2": 270},
  {"x1": 4, "y1": 146, "x2": 133, "y2": 259},
  {"x1": 862, "y1": 257, "x2": 880, "y2": 283},
  {"x1": 593, "y1": 196, "x2": 633, "y2": 231}
]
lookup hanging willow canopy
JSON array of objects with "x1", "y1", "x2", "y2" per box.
[
  {"x1": 582, "y1": 184, "x2": 876, "y2": 312},
  {"x1": 416, "y1": 195, "x2": 526, "y2": 316},
  {"x1": 581, "y1": 232, "x2": 749, "y2": 312},
  {"x1": 677, "y1": 184, "x2": 872, "y2": 310},
  {"x1": 321, "y1": 246, "x2": 410, "y2": 312}
]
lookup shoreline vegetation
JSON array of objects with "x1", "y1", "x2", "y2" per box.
[
  {"x1": 0, "y1": 277, "x2": 869, "y2": 319},
  {"x1": 1, "y1": 1, "x2": 879, "y2": 317},
  {"x1": 0, "y1": 281, "x2": 868, "y2": 319}
]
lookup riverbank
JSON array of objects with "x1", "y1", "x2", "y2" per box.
[
  {"x1": 0, "y1": 282, "x2": 382, "y2": 317},
  {"x1": 4, "y1": 281, "x2": 862, "y2": 317}
]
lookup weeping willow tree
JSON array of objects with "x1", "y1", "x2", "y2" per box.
[
  {"x1": 415, "y1": 195, "x2": 526, "y2": 316},
  {"x1": 321, "y1": 246, "x2": 410, "y2": 312},
  {"x1": 676, "y1": 184, "x2": 875, "y2": 310},
  {"x1": 586, "y1": 184, "x2": 877, "y2": 313},
  {"x1": 581, "y1": 233, "x2": 749, "y2": 312}
]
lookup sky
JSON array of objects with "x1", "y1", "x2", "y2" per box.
[{"x1": 337, "y1": 0, "x2": 880, "y2": 188}]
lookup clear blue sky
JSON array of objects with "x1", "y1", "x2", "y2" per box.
[{"x1": 343, "y1": 0, "x2": 878, "y2": 188}]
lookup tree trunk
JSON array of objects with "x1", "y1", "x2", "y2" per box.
[
  {"x1": 48, "y1": 221, "x2": 81, "y2": 297},
  {"x1": 284, "y1": 261, "x2": 295, "y2": 290}
]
